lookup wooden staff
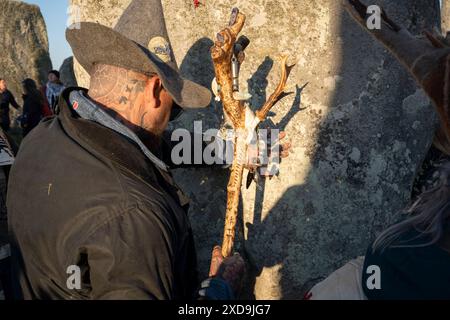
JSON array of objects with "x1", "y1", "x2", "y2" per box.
[{"x1": 210, "y1": 8, "x2": 295, "y2": 257}]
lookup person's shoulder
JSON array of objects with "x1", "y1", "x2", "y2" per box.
[
  {"x1": 115, "y1": 167, "x2": 187, "y2": 227},
  {"x1": 117, "y1": 168, "x2": 167, "y2": 209}
]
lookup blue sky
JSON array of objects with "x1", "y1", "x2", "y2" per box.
[{"x1": 23, "y1": 0, "x2": 72, "y2": 70}]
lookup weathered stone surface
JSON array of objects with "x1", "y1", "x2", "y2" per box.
[
  {"x1": 59, "y1": 57, "x2": 77, "y2": 87},
  {"x1": 0, "y1": 0, "x2": 52, "y2": 110},
  {"x1": 70, "y1": 0, "x2": 441, "y2": 299}
]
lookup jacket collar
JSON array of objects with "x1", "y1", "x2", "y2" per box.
[
  {"x1": 68, "y1": 89, "x2": 168, "y2": 171},
  {"x1": 58, "y1": 87, "x2": 191, "y2": 208}
]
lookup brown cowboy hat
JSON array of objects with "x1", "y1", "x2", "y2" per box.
[{"x1": 66, "y1": 0, "x2": 211, "y2": 119}]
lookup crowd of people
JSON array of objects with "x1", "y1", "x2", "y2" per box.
[
  {"x1": 0, "y1": 70, "x2": 65, "y2": 138},
  {"x1": 0, "y1": 70, "x2": 66, "y2": 298}
]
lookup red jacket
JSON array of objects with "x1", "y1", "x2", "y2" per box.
[{"x1": 40, "y1": 85, "x2": 53, "y2": 117}]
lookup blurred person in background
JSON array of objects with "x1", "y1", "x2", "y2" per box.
[
  {"x1": 20, "y1": 79, "x2": 45, "y2": 137},
  {"x1": 41, "y1": 70, "x2": 65, "y2": 115},
  {"x1": 0, "y1": 79, "x2": 21, "y2": 132}
]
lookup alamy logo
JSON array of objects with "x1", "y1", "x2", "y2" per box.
[
  {"x1": 170, "y1": 121, "x2": 281, "y2": 176},
  {"x1": 67, "y1": 5, "x2": 82, "y2": 30},
  {"x1": 365, "y1": 265, "x2": 381, "y2": 290},
  {"x1": 366, "y1": 5, "x2": 381, "y2": 30},
  {"x1": 66, "y1": 265, "x2": 81, "y2": 290}
]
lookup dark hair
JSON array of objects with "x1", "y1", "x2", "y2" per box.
[
  {"x1": 22, "y1": 78, "x2": 44, "y2": 105},
  {"x1": 372, "y1": 161, "x2": 450, "y2": 252},
  {"x1": 48, "y1": 70, "x2": 60, "y2": 79}
]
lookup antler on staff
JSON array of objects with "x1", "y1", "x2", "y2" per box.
[{"x1": 256, "y1": 56, "x2": 296, "y2": 121}]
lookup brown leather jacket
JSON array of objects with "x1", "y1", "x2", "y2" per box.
[{"x1": 7, "y1": 87, "x2": 198, "y2": 300}]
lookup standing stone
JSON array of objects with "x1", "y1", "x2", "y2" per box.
[
  {"x1": 69, "y1": 0, "x2": 440, "y2": 299},
  {"x1": 0, "y1": 0, "x2": 52, "y2": 106},
  {"x1": 59, "y1": 57, "x2": 78, "y2": 87}
]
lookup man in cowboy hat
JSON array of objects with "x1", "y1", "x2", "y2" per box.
[{"x1": 6, "y1": 0, "x2": 244, "y2": 300}]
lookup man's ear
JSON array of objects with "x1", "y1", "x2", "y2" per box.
[{"x1": 145, "y1": 76, "x2": 163, "y2": 108}]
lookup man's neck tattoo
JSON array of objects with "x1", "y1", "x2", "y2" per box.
[{"x1": 88, "y1": 65, "x2": 149, "y2": 128}]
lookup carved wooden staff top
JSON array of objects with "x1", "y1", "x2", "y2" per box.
[{"x1": 210, "y1": 8, "x2": 294, "y2": 257}]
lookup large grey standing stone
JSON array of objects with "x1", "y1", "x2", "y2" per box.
[
  {"x1": 69, "y1": 0, "x2": 440, "y2": 299},
  {"x1": 0, "y1": 0, "x2": 52, "y2": 109},
  {"x1": 59, "y1": 57, "x2": 78, "y2": 87}
]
